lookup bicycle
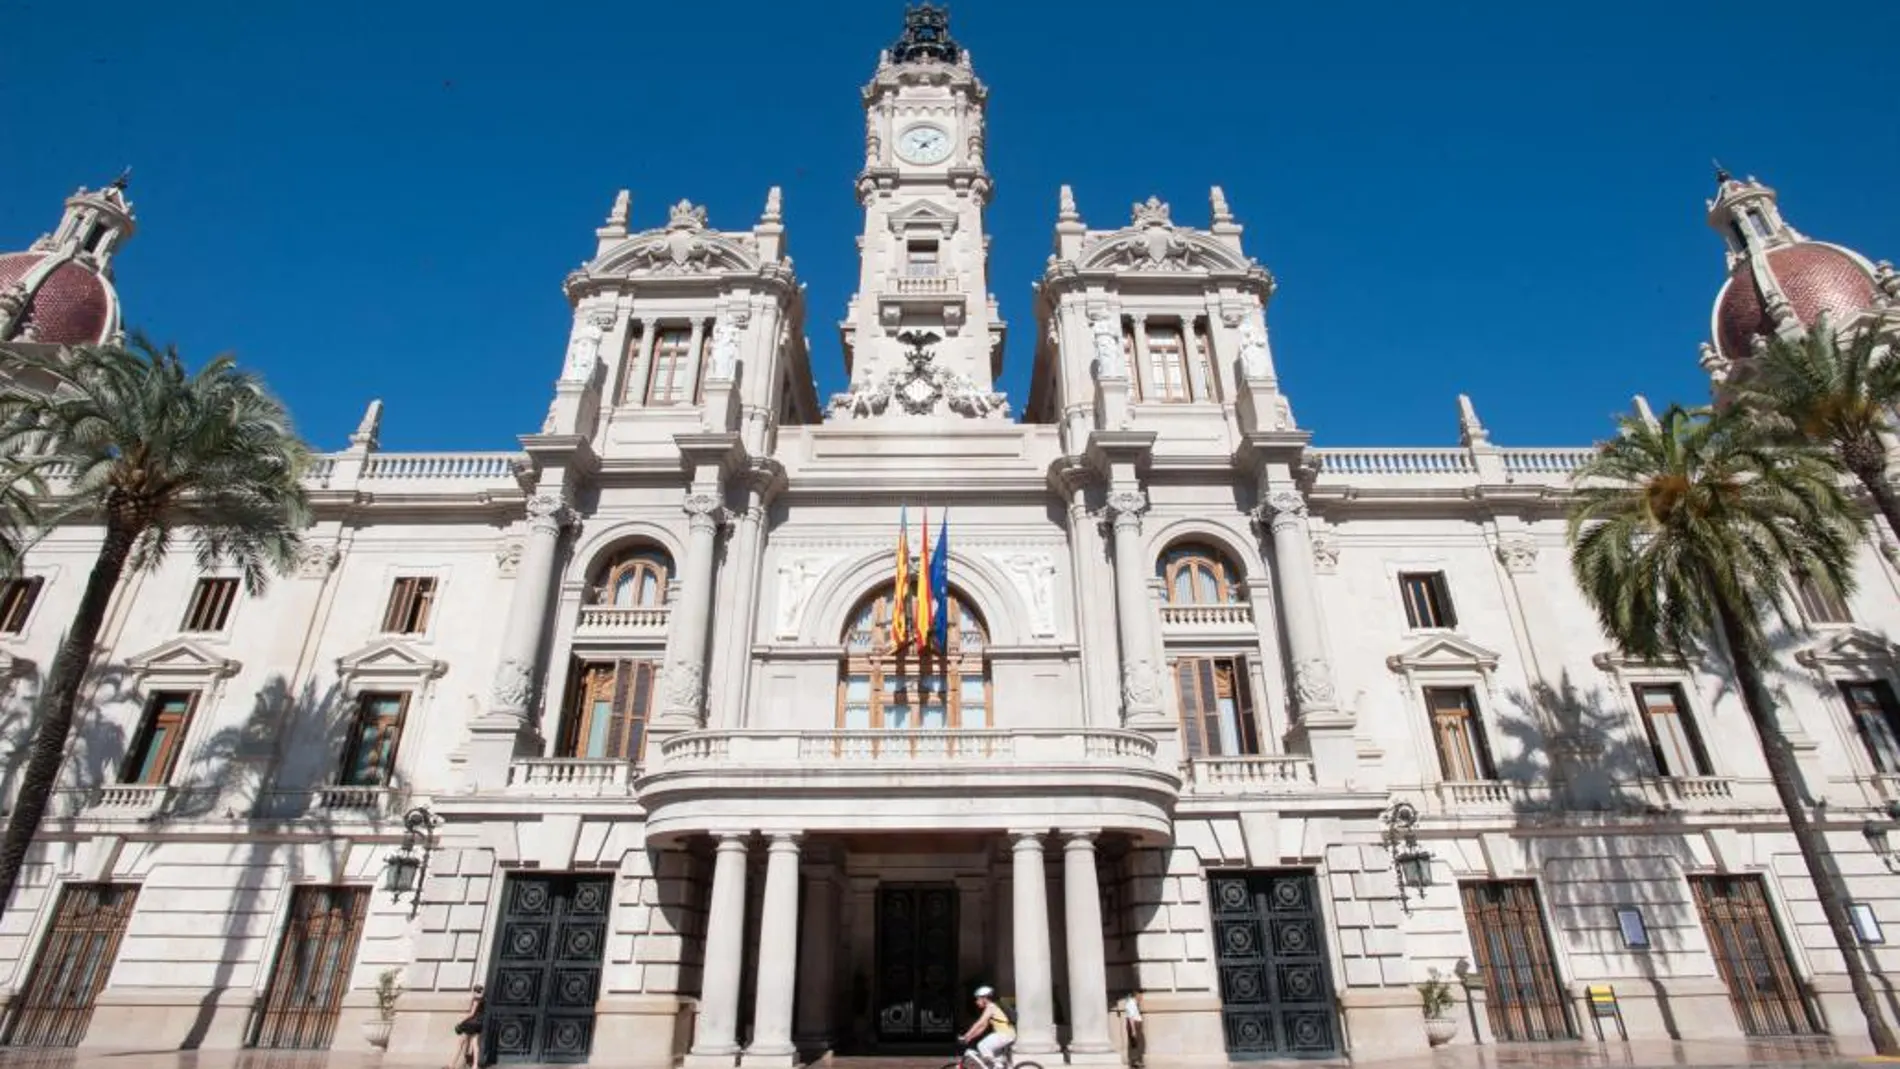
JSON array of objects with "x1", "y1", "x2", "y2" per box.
[{"x1": 939, "y1": 1044, "x2": 1044, "y2": 1069}]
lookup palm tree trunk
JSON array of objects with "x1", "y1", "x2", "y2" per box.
[
  {"x1": 1716, "y1": 602, "x2": 1899, "y2": 1053},
  {"x1": 0, "y1": 520, "x2": 136, "y2": 923},
  {"x1": 1848, "y1": 459, "x2": 1900, "y2": 549}
]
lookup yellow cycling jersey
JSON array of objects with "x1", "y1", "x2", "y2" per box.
[{"x1": 988, "y1": 1005, "x2": 1015, "y2": 1038}]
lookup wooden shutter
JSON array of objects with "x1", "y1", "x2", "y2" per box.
[{"x1": 1222, "y1": 657, "x2": 1262, "y2": 756}]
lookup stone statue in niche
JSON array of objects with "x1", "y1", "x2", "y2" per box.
[
  {"x1": 563, "y1": 317, "x2": 604, "y2": 381},
  {"x1": 708, "y1": 315, "x2": 739, "y2": 381},
  {"x1": 1238, "y1": 315, "x2": 1270, "y2": 380},
  {"x1": 1089, "y1": 309, "x2": 1126, "y2": 378}
]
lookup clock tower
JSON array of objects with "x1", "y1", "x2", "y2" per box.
[{"x1": 829, "y1": 4, "x2": 1008, "y2": 420}]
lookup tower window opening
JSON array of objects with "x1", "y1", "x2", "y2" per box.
[
  {"x1": 83, "y1": 224, "x2": 108, "y2": 255},
  {"x1": 906, "y1": 241, "x2": 940, "y2": 278},
  {"x1": 1749, "y1": 209, "x2": 1772, "y2": 237},
  {"x1": 1730, "y1": 221, "x2": 1750, "y2": 250}
]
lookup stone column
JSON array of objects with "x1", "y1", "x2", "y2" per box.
[
  {"x1": 627, "y1": 319, "x2": 658, "y2": 404},
  {"x1": 683, "y1": 316, "x2": 709, "y2": 405},
  {"x1": 688, "y1": 833, "x2": 750, "y2": 1065},
  {"x1": 1061, "y1": 831, "x2": 1115, "y2": 1061},
  {"x1": 1256, "y1": 488, "x2": 1356, "y2": 784},
  {"x1": 1179, "y1": 316, "x2": 1206, "y2": 401},
  {"x1": 1011, "y1": 830, "x2": 1058, "y2": 1055},
  {"x1": 744, "y1": 833, "x2": 801, "y2": 1065},
  {"x1": 1129, "y1": 314, "x2": 1152, "y2": 401},
  {"x1": 1104, "y1": 489, "x2": 1164, "y2": 725},
  {"x1": 794, "y1": 867, "x2": 838, "y2": 1048},
  {"x1": 661, "y1": 489, "x2": 725, "y2": 725},
  {"x1": 488, "y1": 490, "x2": 569, "y2": 725}
]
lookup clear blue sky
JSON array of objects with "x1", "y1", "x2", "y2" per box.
[{"x1": 4, "y1": 1, "x2": 1897, "y2": 452}]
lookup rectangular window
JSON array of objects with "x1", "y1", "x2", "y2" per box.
[
  {"x1": 381, "y1": 576, "x2": 437, "y2": 634},
  {"x1": 1399, "y1": 572, "x2": 1456, "y2": 629},
  {"x1": 645, "y1": 327, "x2": 694, "y2": 405},
  {"x1": 0, "y1": 576, "x2": 43, "y2": 633},
  {"x1": 906, "y1": 241, "x2": 940, "y2": 277},
  {"x1": 1842, "y1": 681, "x2": 1900, "y2": 773},
  {"x1": 122, "y1": 691, "x2": 198, "y2": 785},
  {"x1": 181, "y1": 577, "x2": 239, "y2": 632},
  {"x1": 1794, "y1": 573, "x2": 1851, "y2": 625},
  {"x1": 340, "y1": 692, "x2": 409, "y2": 786},
  {"x1": 1192, "y1": 318, "x2": 1220, "y2": 402},
  {"x1": 1174, "y1": 655, "x2": 1263, "y2": 758},
  {"x1": 1633, "y1": 683, "x2": 1713, "y2": 777},
  {"x1": 1145, "y1": 323, "x2": 1191, "y2": 402},
  {"x1": 1425, "y1": 686, "x2": 1495, "y2": 781},
  {"x1": 563, "y1": 660, "x2": 657, "y2": 761}
]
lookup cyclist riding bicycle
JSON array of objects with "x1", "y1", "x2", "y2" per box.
[{"x1": 959, "y1": 986, "x2": 1016, "y2": 1069}]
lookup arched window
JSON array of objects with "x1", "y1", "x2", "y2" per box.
[
  {"x1": 1159, "y1": 544, "x2": 1241, "y2": 606},
  {"x1": 838, "y1": 585, "x2": 990, "y2": 730},
  {"x1": 594, "y1": 547, "x2": 672, "y2": 607}
]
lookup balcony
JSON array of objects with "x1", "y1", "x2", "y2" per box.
[
  {"x1": 894, "y1": 274, "x2": 955, "y2": 296},
  {"x1": 252, "y1": 785, "x2": 396, "y2": 819},
  {"x1": 508, "y1": 757, "x2": 636, "y2": 798},
  {"x1": 1183, "y1": 755, "x2": 1314, "y2": 794},
  {"x1": 1431, "y1": 779, "x2": 1549, "y2": 813},
  {"x1": 641, "y1": 728, "x2": 1179, "y2": 840},
  {"x1": 1158, "y1": 603, "x2": 1254, "y2": 629},
  {"x1": 574, "y1": 604, "x2": 670, "y2": 639}
]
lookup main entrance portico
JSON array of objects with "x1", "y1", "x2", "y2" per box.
[{"x1": 671, "y1": 830, "x2": 1129, "y2": 1068}]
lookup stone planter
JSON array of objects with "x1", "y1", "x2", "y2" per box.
[
  {"x1": 1423, "y1": 1015, "x2": 1459, "y2": 1047},
  {"x1": 361, "y1": 1018, "x2": 394, "y2": 1050}
]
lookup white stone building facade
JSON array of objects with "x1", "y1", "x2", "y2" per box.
[{"x1": 5, "y1": 7, "x2": 1900, "y2": 1066}]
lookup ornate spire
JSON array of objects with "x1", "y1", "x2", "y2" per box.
[{"x1": 889, "y1": 4, "x2": 960, "y2": 64}]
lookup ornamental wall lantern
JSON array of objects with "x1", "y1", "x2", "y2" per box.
[
  {"x1": 382, "y1": 806, "x2": 441, "y2": 915},
  {"x1": 1381, "y1": 800, "x2": 1435, "y2": 910}
]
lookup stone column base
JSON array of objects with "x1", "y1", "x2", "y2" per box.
[
  {"x1": 683, "y1": 1052, "x2": 740, "y2": 1069},
  {"x1": 737, "y1": 1047, "x2": 800, "y2": 1068},
  {"x1": 1062, "y1": 1046, "x2": 1123, "y2": 1065}
]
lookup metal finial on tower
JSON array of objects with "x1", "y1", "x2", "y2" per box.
[
  {"x1": 890, "y1": 4, "x2": 960, "y2": 63},
  {"x1": 110, "y1": 167, "x2": 132, "y2": 191},
  {"x1": 1712, "y1": 159, "x2": 1732, "y2": 185}
]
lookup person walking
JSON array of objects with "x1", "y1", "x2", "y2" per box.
[
  {"x1": 448, "y1": 984, "x2": 484, "y2": 1069},
  {"x1": 1119, "y1": 991, "x2": 1144, "y2": 1068}
]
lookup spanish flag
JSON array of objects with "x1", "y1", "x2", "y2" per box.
[
  {"x1": 914, "y1": 503, "x2": 932, "y2": 654},
  {"x1": 892, "y1": 506, "x2": 912, "y2": 651}
]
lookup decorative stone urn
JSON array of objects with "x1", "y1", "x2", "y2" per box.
[
  {"x1": 361, "y1": 1018, "x2": 394, "y2": 1050},
  {"x1": 1423, "y1": 1015, "x2": 1459, "y2": 1047}
]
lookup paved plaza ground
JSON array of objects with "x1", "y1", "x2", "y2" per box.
[{"x1": 0, "y1": 1037, "x2": 1888, "y2": 1069}]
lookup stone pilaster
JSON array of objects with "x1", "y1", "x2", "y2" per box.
[
  {"x1": 467, "y1": 488, "x2": 570, "y2": 788},
  {"x1": 686, "y1": 833, "x2": 750, "y2": 1066},
  {"x1": 661, "y1": 488, "x2": 726, "y2": 727},
  {"x1": 1011, "y1": 830, "x2": 1058, "y2": 1055},
  {"x1": 1254, "y1": 487, "x2": 1357, "y2": 787},
  {"x1": 1104, "y1": 489, "x2": 1164, "y2": 728},
  {"x1": 1061, "y1": 830, "x2": 1116, "y2": 1062}
]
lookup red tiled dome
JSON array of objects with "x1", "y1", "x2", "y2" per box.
[
  {"x1": 0, "y1": 251, "x2": 113, "y2": 345},
  {"x1": 1714, "y1": 243, "x2": 1879, "y2": 361}
]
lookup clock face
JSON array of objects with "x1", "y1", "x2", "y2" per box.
[{"x1": 897, "y1": 124, "x2": 952, "y2": 165}]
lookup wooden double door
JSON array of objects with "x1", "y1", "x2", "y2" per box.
[
  {"x1": 1460, "y1": 881, "x2": 1575, "y2": 1042},
  {"x1": 254, "y1": 885, "x2": 370, "y2": 1049},
  {"x1": 4, "y1": 883, "x2": 139, "y2": 1048},
  {"x1": 1690, "y1": 875, "x2": 1815, "y2": 1036}
]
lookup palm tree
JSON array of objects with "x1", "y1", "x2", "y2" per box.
[
  {"x1": 1728, "y1": 319, "x2": 1900, "y2": 544},
  {"x1": 0, "y1": 461, "x2": 45, "y2": 574},
  {"x1": 0, "y1": 336, "x2": 310, "y2": 922},
  {"x1": 1568, "y1": 403, "x2": 1898, "y2": 1054}
]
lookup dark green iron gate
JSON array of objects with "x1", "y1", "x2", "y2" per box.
[
  {"x1": 875, "y1": 885, "x2": 958, "y2": 1043},
  {"x1": 4, "y1": 883, "x2": 139, "y2": 1048},
  {"x1": 1209, "y1": 871, "x2": 1339, "y2": 1059},
  {"x1": 483, "y1": 874, "x2": 610, "y2": 1064}
]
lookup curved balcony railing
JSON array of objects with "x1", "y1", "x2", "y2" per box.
[
  {"x1": 656, "y1": 728, "x2": 1159, "y2": 770},
  {"x1": 575, "y1": 604, "x2": 671, "y2": 637}
]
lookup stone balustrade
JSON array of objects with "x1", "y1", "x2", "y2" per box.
[
  {"x1": 1432, "y1": 779, "x2": 1547, "y2": 812},
  {"x1": 1313, "y1": 448, "x2": 1475, "y2": 477},
  {"x1": 1498, "y1": 447, "x2": 1597, "y2": 475},
  {"x1": 360, "y1": 452, "x2": 520, "y2": 480},
  {"x1": 656, "y1": 727, "x2": 1157, "y2": 770},
  {"x1": 574, "y1": 604, "x2": 671, "y2": 637},
  {"x1": 892, "y1": 273, "x2": 955, "y2": 295},
  {"x1": 1184, "y1": 755, "x2": 1316, "y2": 794},
  {"x1": 1158, "y1": 603, "x2": 1254, "y2": 628},
  {"x1": 507, "y1": 757, "x2": 636, "y2": 797}
]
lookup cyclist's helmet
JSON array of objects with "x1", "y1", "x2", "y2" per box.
[{"x1": 975, "y1": 986, "x2": 995, "y2": 999}]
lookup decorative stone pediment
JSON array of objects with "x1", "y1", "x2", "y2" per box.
[
  {"x1": 586, "y1": 202, "x2": 763, "y2": 280},
  {"x1": 886, "y1": 199, "x2": 960, "y2": 237},
  {"x1": 1794, "y1": 627, "x2": 1900, "y2": 673},
  {"x1": 1075, "y1": 197, "x2": 1267, "y2": 281},
  {"x1": 1385, "y1": 634, "x2": 1502, "y2": 676},
  {"x1": 126, "y1": 638, "x2": 241, "y2": 684},
  {"x1": 1590, "y1": 649, "x2": 1688, "y2": 673},
  {"x1": 335, "y1": 638, "x2": 447, "y2": 689},
  {"x1": 825, "y1": 330, "x2": 1008, "y2": 421}
]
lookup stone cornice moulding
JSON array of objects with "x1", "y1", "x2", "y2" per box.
[
  {"x1": 335, "y1": 637, "x2": 448, "y2": 691},
  {"x1": 1793, "y1": 626, "x2": 1900, "y2": 672}
]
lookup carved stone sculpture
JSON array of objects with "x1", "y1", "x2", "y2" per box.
[
  {"x1": 776, "y1": 556, "x2": 826, "y2": 636},
  {"x1": 562, "y1": 316, "x2": 604, "y2": 381},
  {"x1": 1292, "y1": 658, "x2": 1337, "y2": 709},
  {"x1": 1237, "y1": 315, "x2": 1270, "y2": 380},
  {"x1": 996, "y1": 553, "x2": 1057, "y2": 637},
  {"x1": 297, "y1": 541, "x2": 340, "y2": 579},
  {"x1": 1121, "y1": 659, "x2": 1162, "y2": 711},
  {"x1": 708, "y1": 314, "x2": 739, "y2": 381},
  {"x1": 1495, "y1": 534, "x2": 1538, "y2": 572},
  {"x1": 491, "y1": 658, "x2": 533, "y2": 710},
  {"x1": 1089, "y1": 307, "x2": 1126, "y2": 379},
  {"x1": 664, "y1": 661, "x2": 706, "y2": 717}
]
